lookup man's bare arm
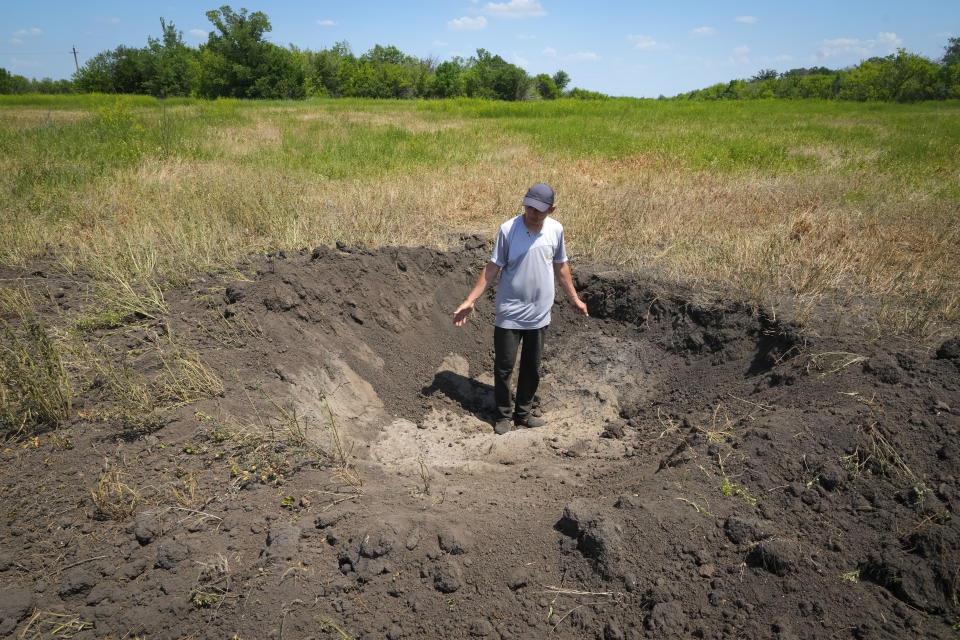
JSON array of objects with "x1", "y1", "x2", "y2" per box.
[
  {"x1": 553, "y1": 262, "x2": 589, "y2": 316},
  {"x1": 453, "y1": 261, "x2": 502, "y2": 326}
]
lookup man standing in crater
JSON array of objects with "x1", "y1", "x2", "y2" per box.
[{"x1": 453, "y1": 183, "x2": 589, "y2": 435}]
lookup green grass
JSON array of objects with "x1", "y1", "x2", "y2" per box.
[{"x1": 1, "y1": 95, "x2": 958, "y2": 338}]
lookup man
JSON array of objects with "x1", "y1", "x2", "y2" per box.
[{"x1": 453, "y1": 183, "x2": 589, "y2": 435}]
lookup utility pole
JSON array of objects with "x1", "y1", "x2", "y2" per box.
[{"x1": 72, "y1": 46, "x2": 79, "y2": 72}]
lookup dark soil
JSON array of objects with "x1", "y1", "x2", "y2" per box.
[{"x1": 1, "y1": 238, "x2": 959, "y2": 639}]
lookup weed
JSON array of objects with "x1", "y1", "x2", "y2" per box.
[
  {"x1": 190, "y1": 588, "x2": 225, "y2": 608},
  {"x1": 191, "y1": 553, "x2": 231, "y2": 609},
  {"x1": 316, "y1": 615, "x2": 354, "y2": 639},
  {"x1": 263, "y1": 393, "x2": 311, "y2": 448},
  {"x1": 675, "y1": 497, "x2": 715, "y2": 518},
  {"x1": 697, "y1": 403, "x2": 734, "y2": 444},
  {"x1": 0, "y1": 284, "x2": 34, "y2": 319},
  {"x1": 717, "y1": 455, "x2": 757, "y2": 506},
  {"x1": 92, "y1": 262, "x2": 168, "y2": 321},
  {"x1": 72, "y1": 308, "x2": 134, "y2": 333},
  {"x1": 19, "y1": 611, "x2": 93, "y2": 638},
  {"x1": 75, "y1": 341, "x2": 160, "y2": 433},
  {"x1": 841, "y1": 569, "x2": 861, "y2": 583},
  {"x1": 416, "y1": 457, "x2": 432, "y2": 495},
  {"x1": 319, "y1": 391, "x2": 362, "y2": 488},
  {"x1": 155, "y1": 338, "x2": 224, "y2": 406},
  {"x1": 87, "y1": 461, "x2": 139, "y2": 521},
  {"x1": 859, "y1": 422, "x2": 923, "y2": 485},
  {"x1": 168, "y1": 471, "x2": 202, "y2": 507},
  {"x1": 0, "y1": 316, "x2": 72, "y2": 434},
  {"x1": 806, "y1": 351, "x2": 867, "y2": 377}
]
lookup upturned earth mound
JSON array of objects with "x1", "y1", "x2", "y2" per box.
[{"x1": 1, "y1": 239, "x2": 958, "y2": 639}]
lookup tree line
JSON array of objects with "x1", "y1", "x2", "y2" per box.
[
  {"x1": 0, "y1": 6, "x2": 581, "y2": 101},
  {"x1": 678, "y1": 39, "x2": 960, "y2": 102},
  {"x1": 3, "y1": 7, "x2": 958, "y2": 103}
]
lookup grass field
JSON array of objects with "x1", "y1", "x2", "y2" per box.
[{"x1": 1, "y1": 94, "x2": 958, "y2": 338}]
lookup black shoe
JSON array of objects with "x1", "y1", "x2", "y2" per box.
[
  {"x1": 515, "y1": 415, "x2": 546, "y2": 428},
  {"x1": 494, "y1": 419, "x2": 513, "y2": 435}
]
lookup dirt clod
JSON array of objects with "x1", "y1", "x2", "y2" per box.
[
  {"x1": 936, "y1": 337, "x2": 960, "y2": 359},
  {"x1": 0, "y1": 587, "x2": 33, "y2": 634},
  {"x1": 433, "y1": 558, "x2": 464, "y2": 593}
]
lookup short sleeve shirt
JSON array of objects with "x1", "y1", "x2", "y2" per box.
[{"x1": 490, "y1": 215, "x2": 568, "y2": 330}]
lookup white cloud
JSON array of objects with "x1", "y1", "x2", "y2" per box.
[
  {"x1": 513, "y1": 54, "x2": 530, "y2": 66},
  {"x1": 564, "y1": 51, "x2": 600, "y2": 62},
  {"x1": 188, "y1": 28, "x2": 207, "y2": 38},
  {"x1": 692, "y1": 26, "x2": 716, "y2": 37},
  {"x1": 317, "y1": 20, "x2": 337, "y2": 27},
  {"x1": 433, "y1": 40, "x2": 448, "y2": 47},
  {"x1": 516, "y1": 33, "x2": 537, "y2": 40},
  {"x1": 628, "y1": 34, "x2": 658, "y2": 50},
  {"x1": 735, "y1": 16, "x2": 758, "y2": 24},
  {"x1": 483, "y1": 0, "x2": 546, "y2": 19},
  {"x1": 542, "y1": 46, "x2": 557, "y2": 57},
  {"x1": 10, "y1": 38, "x2": 23, "y2": 45},
  {"x1": 448, "y1": 16, "x2": 487, "y2": 30},
  {"x1": 14, "y1": 27, "x2": 43, "y2": 37},
  {"x1": 814, "y1": 32, "x2": 902, "y2": 60},
  {"x1": 775, "y1": 54, "x2": 794, "y2": 63},
  {"x1": 876, "y1": 32, "x2": 902, "y2": 49},
  {"x1": 731, "y1": 45, "x2": 750, "y2": 64}
]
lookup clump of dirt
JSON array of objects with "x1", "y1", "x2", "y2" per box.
[{"x1": 1, "y1": 238, "x2": 958, "y2": 639}]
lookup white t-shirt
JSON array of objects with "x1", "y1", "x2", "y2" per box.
[{"x1": 490, "y1": 215, "x2": 568, "y2": 330}]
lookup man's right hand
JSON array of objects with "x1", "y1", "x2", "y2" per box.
[{"x1": 453, "y1": 300, "x2": 474, "y2": 326}]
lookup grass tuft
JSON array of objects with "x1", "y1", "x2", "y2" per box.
[
  {"x1": 0, "y1": 316, "x2": 71, "y2": 435},
  {"x1": 87, "y1": 461, "x2": 139, "y2": 521}
]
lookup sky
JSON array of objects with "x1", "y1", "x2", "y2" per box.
[{"x1": 2, "y1": 0, "x2": 958, "y2": 97}]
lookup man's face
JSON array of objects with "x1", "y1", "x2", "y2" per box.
[{"x1": 523, "y1": 205, "x2": 551, "y2": 224}]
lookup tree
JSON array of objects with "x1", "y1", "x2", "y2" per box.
[
  {"x1": 198, "y1": 5, "x2": 303, "y2": 98},
  {"x1": 462, "y1": 49, "x2": 530, "y2": 100},
  {"x1": 30, "y1": 77, "x2": 74, "y2": 94},
  {"x1": 942, "y1": 37, "x2": 960, "y2": 67},
  {"x1": 302, "y1": 41, "x2": 354, "y2": 97},
  {"x1": 0, "y1": 68, "x2": 12, "y2": 94},
  {"x1": 141, "y1": 18, "x2": 195, "y2": 97},
  {"x1": 780, "y1": 66, "x2": 833, "y2": 78},
  {"x1": 432, "y1": 59, "x2": 465, "y2": 98},
  {"x1": 533, "y1": 73, "x2": 559, "y2": 99},
  {"x1": 73, "y1": 45, "x2": 148, "y2": 93},
  {"x1": 750, "y1": 69, "x2": 778, "y2": 82},
  {"x1": 552, "y1": 70, "x2": 570, "y2": 93}
]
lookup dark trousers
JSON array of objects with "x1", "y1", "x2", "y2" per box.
[{"x1": 494, "y1": 326, "x2": 546, "y2": 422}]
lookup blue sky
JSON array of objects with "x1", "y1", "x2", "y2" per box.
[{"x1": 2, "y1": 0, "x2": 958, "y2": 97}]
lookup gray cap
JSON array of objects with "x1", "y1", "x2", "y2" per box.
[{"x1": 522, "y1": 183, "x2": 555, "y2": 212}]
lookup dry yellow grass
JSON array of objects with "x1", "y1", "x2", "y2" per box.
[
  {"x1": 295, "y1": 110, "x2": 465, "y2": 133},
  {"x1": 1, "y1": 98, "x2": 957, "y2": 338},
  {"x1": 0, "y1": 108, "x2": 90, "y2": 128}
]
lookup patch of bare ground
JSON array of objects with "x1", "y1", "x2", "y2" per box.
[{"x1": 1, "y1": 240, "x2": 958, "y2": 639}]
